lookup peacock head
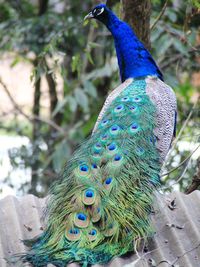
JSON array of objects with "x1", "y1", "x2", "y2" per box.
[{"x1": 84, "y1": 4, "x2": 111, "y2": 24}]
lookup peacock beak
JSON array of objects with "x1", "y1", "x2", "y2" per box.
[{"x1": 84, "y1": 12, "x2": 94, "y2": 20}]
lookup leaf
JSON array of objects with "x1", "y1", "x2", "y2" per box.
[
  {"x1": 191, "y1": 0, "x2": 200, "y2": 8},
  {"x1": 173, "y1": 40, "x2": 188, "y2": 55},
  {"x1": 85, "y1": 49, "x2": 94, "y2": 65},
  {"x1": 151, "y1": 25, "x2": 163, "y2": 42},
  {"x1": 167, "y1": 9, "x2": 177, "y2": 23},
  {"x1": 83, "y1": 19, "x2": 89, "y2": 27},
  {"x1": 153, "y1": 34, "x2": 173, "y2": 56},
  {"x1": 88, "y1": 41, "x2": 102, "y2": 48},
  {"x1": 52, "y1": 97, "x2": 68, "y2": 117},
  {"x1": 68, "y1": 96, "x2": 77, "y2": 113},
  {"x1": 83, "y1": 80, "x2": 97, "y2": 98},
  {"x1": 10, "y1": 56, "x2": 21, "y2": 68},
  {"x1": 82, "y1": 114, "x2": 98, "y2": 135},
  {"x1": 52, "y1": 141, "x2": 71, "y2": 172},
  {"x1": 85, "y1": 62, "x2": 115, "y2": 80},
  {"x1": 91, "y1": 19, "x2": 98, "y2": 28},
  {"x1": 71, "y1": 54, "x2": 81, "y2": 73},
  {"x1": 164, "y1": 73, "x2": 179, "y2": 88},
  {"x1": 74, "y1": 88, "x2": 89, "y2": 112}
]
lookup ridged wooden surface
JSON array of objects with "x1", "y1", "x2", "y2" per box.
[{"x1": 0, "y1": 191, "x2": 200, "y2": 267}]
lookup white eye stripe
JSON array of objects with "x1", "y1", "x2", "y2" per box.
[
  {"x1": 93, "y1": 7, "x2": 104, "y2": 16},
  {"x1": 97, "y1": 7, "x2": 104, "y2": 15}
]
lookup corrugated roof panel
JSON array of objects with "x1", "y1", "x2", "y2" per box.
[{"x1": 0, "y1": 191, "x2": 200, "y2": 267}]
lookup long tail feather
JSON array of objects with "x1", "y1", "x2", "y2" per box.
[{"x1": 18, "y1": 79, "x2": 161, "y2": 266}]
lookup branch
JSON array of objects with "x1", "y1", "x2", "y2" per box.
[
  {"x1": 160, "y1": 45, "x2": 200, "y2": 70},
  {"x1": 163, "y1": 98, "x2": 199, "y2": 169},
  {"x1": 170, "y1": 99, "x2": 198, "y2": 156},
  {"x1": 43, "y1": 59, "x2": 63, "y2": 125},
  {"x1": 185, "y1": 157, "x2": 200, "y2": 194},
  {"x1": 161, "y1": 144, "x2": 200, "y2": 177},
  {"x1": 0, "y1": 76, "x2": 65, "y2": 134},
  {"x1": 32, "y1": 115, "x2": 65, "y2": 134},
  {"x1": 161, "y1": 153, "x2": 194, "y2": 191},
  {"x1": 150, "y1": 0, "x2": 169, "y2": 31},
  {"x1": 38, "y1": 0, "x2": 49, "y2": 16},
  {"x1": 0, "y1": 76, "x2": 30, "y2": 120}
]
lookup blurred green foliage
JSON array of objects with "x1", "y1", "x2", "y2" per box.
[{"x1": 0, "y1": 0, "x2": 199, "y2": 196}]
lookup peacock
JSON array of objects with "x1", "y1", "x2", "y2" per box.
[{"x1": 18, "y1": 3, "x2": 177, "y2": 267}]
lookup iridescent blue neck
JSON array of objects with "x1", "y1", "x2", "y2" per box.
[{"x1": 101, "y1": 9, "x2": 163, "y2": 82}]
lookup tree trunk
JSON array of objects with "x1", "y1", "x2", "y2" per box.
[
  {"x1": 38, "y1": 0, "x2": 49, "y2": 16},
  {"x1": 121, "y1": 0, "x2": 151, "y2": 50},
  {"x1": 29, "y1": 0, "x2": 50, "y2": 194},
  {"x1": 45, "y1": 65, "x2": 63, "y2": 125},
  {"x1": 30, "y1": 59, "x2": 41, "y2": 195}
]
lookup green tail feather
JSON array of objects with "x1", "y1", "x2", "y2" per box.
[{"x1": 19, "y1": 79, "x2": 161, "y2": 266}]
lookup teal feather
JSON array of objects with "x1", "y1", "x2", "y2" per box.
[{"x1": 17, "y1": 78, "x2": 161, "y2": 266}]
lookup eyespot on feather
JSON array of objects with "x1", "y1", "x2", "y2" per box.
[
  {"x1": 65, "y1": 227, "x2": 81, "y2": 241},
  {"x1": 121, "y1": 96, "x2": 130, "y2": 102},
  {"x1": 107, "y1": 142, "x2": 117, "y2": 151},
  {"x1": 75, "y1": 164, "x2": 91, "y2": 178},
  {"x1": 114, "y1": 154, "x2": 122, "y2": 161},
  {"x1": 82, "y1": 188, "x2": 96, "y2": 205},
  {"x1": 132, "y1": 96, "x2": 142, "y2": 102},
  {"x1": 104, "y1": 177, "x2": 113, "y2": 190},
  {"x1": 74, "y1": 213, "x2": 89, "y2": 228},
  {"x1": 109, "y1": 125, "x2": 120, "y2": 135},
  {"x1": 114, "y1": 104, "x2": 124, "y2": 113},
  {"x1": 129, "y1": 123, "x2": 140, "y2": 134},
  {"x1": 101, "y1": 119, "x2": 109, "y2": 127},
  {"x1": 80, "y1": 164, "x2": 89, "y2": 172},
  {"x1": 100, "y1": 133, "x2": 109, "y2": 144},
  {"x1": 107, "y1": 154, "x2": 124, "y2": 170},
  {"x1": 93, "y1": 143, "x2": 103, "y2": 153},
  {"x1": 92, "y1": 163, "x2": 98, "y2": 169},
  {"x1": 88, "y1": 228, "x2": 98, "y2": 241},
  {"x1": 129, "y1": 105, "x2": 137, "y2": 112},
  {"x1": 105, "y1": 177, "x2": 112, "y2": 185}
]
